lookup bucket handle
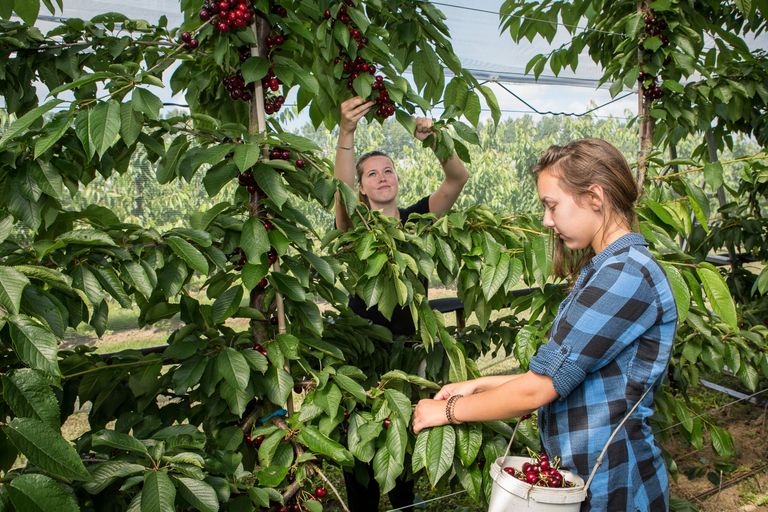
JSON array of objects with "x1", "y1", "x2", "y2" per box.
[{"x1": 501, "y1": 380, "x2": 657, "y2": 494}]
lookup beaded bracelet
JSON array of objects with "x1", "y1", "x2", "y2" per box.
[
  {"x1": 445, "y1": 394, "x2": 463, "y2": 425},
  {"x1": 336, "y1": 144, "x2": 353, "y2": 150}
]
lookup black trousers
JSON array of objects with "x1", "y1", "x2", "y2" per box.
[{"x1": 343, "y1": 464, "x2": 415, "y2": 511}]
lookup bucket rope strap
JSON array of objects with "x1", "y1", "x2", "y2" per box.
[{"x1": 501, "y1": 380, "x2": 657, "y2": 495}]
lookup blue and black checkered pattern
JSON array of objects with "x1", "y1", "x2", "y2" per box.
[{"x1": 529, "y1": 233, "x2": 677, "y2": 512}]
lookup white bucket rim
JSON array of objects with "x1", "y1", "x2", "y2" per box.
[{"x1": 490, "y1": 456, "x2": 587, "y2": 504}]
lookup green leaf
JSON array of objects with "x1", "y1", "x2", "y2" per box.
[
  {"x1": 477, "y1": 84, "x2": 500, "y2": 125},
  {"x1": 661, "y1": 263, "x2": 690, "y2": 322},
  {"x1": 219, "y1": 381, "x2": 250, "y2": 416},
  {"x1": 142, "y1": 470, "x2": 176, "y2": 512},
  {"x1": 216, "y1": 347, "x2": 250, "y2": 391},
  {"x1": 2, "y1": 368, "x2": 60, "y2": 429},
  {"x1": 253, "y1": 164, "x2": 289, "y2": 209},
  {"x1": 264, "y1": 365, "x2": 293, "y2": 406},
  {"x1": 49, "y1": 72, "x2": 113, "y2": 97},
  {"x1": 92, "y1": 266, "x2": 131, "y2": 308},
  {"x1": 241, "y1": 56, "x2": 269, "y2": 83},
  {"x1": 84, "y1": 461, "x2": 146, "y2": 494},
  {"x1": 0, "y1": 215, "x2": 12, "y2": 244},
  {"x1": 514, "y1": 325, "x2": 538, "y2": 369},
  {"x1": 697, "y1": 266, "x2": 737, "y2": 328},
  {"x1": 481, "y1": 252, "x2": 510, "y2": 300},
  {"x1": 9, "y1": 315, "x2": 60, "y2": 377},
  {"x1": 233, "y1": 142, "x2": 261, "y2": 172},
  {"x1": 463, "y1": 91, "x2": 481, "y2": 127},
  {"x1": 270, "y1": 272, "x2": 306, "y2": 302},
  {"x1": 157, "y1": 136, "x2": 190, "y2": 184},
  {"x1": 709, "y1": 425, "x2": 734, "y2": 458},
  {"x1": 425, "y1": 426, "x2": 455, "y2": 486},
  {"x1": 0, "y1": 99, "x2": 63, "y2": 149},
  {"x1": 0, "y1": 265, "x2": 30, "y2": 315},
  {"x1": 7, "y1": 473, "x2": 79, "y2": 512},
  {"x1": 3, "y1": 417, "x2": 90, "y2": 481},
  {"x1": 92, "y1": 429, "x2": 149, "y2": 456},
  {"x1": 89, "y1": 100, "x2": 121, "y2": 158},
  {"x1": 167, "y1": 236, "x2": 209, "y2": 275},
  {"x1": 299, "y1": 426, "x2": 354, "y2": 467},
  {"x1": 13, "y1": 0, "x2": 40, "y2": 24},
  {"x1": 455, "y1": 423, "x2": 483, "y2": 467},
  {"x1": 383, "y1": 389, "x2": 412, "y2": 423},
  {"x1": 211, "y1": 285, "x2": 243, "y2": 324},
  {"x1": 334, "y1": 373, "x2": 367, "y2": 403},
  {"x1": 121, "y1": 101, "x2": 143, "y2": 146},
  {"x1": 173, "y1": 476, "x2": 219, "y2": 512},
  {"x1": 241, "y1": 217, "x2": 270, "y2": 263},
  {"x1": 34, "y1": 113, "x2": 70, "y2": 159},
  {"x1": 132, "y1": 88, "x2": 162, "y2": 121},
  {"x1": 703, "y1": 162, "x2": 723, "y2": 190},
  {"x1": 372, "y1": 445, "x2": 403, "y2": 494}
]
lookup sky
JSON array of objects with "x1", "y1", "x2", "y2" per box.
[{"x1": 32, "y1": 0, "x2": 768, "y2": 125}]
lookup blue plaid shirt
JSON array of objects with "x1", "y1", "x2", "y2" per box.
[{"x1": 529, "y1": 233, "x2": 677, "y2": 512}]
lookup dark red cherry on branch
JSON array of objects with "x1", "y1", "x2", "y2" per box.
[
  {"x1": 263, "y1": 220, "x2": 274, "y2": 231},
  {"x1": 267, "y1": 249, "x2": 278, "y2": 264},
  {"x1": 295, "y1": 159, "x2": 305, "y2": 168},
  {"x1": 382, "y1": 418, "x2": 391, "y2": 428},
  {"x1": 257, "y1": 277, "x2": 269, "y2": 289},
  {"x1": 314, "y1": 486, "x2": 328, "y2": 498}
]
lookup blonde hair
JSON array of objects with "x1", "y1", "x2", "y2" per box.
[{"x1": 531, "y1": 138, "x2": 639, "y2": 280}]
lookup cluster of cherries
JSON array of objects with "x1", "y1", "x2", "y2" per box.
[
  {"x1": 261, "y1": 68, "x2": 286, "y2": 114},
  {"x1": 503, "y1": 452, "x2": 575, "y2": 488},
  {"x1": 638, "y1": 70, "x2": 664, "y2": 101},
  {"x1": 199, "y1": 0, "x2": 255, "y2": 32},
  {"x1": 223, "y1": 71, "x2": 253, "y2": 102},
  {"x1": 643, "y1": 11, "x2": 669, "y2": 43},
  {"x1": 179, "y1": 31, "x2": 199, "y2": 50},
  {"x1": 639, "y1": 9, "x2": 671, "y2": 102},
  {"x1": 340, "y1": 57, "x2": 395, "y2": 119}
]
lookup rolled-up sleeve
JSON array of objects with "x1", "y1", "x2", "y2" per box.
[{"x1": 529, "y1": 260, "x2": 660, "y2": 399}]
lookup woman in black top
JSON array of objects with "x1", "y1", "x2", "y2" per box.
[{"x1": 334, "y1": 96, "x2": 470, "y2": 511}]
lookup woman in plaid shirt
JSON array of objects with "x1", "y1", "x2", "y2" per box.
[{"x1": 413, "y1": 138, "x2": 678, "y2": 511}]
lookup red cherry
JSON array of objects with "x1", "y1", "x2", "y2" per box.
[
  {"x1": 382, "y1": 418, "x2": 391, "y2": 428},
  {"x1": 254, "y1": 434, "x2": 265, "y2": 446},
  {"x1": 323, "y1": 9, "x2": 331, "y2": 19},
  {"x1": 314, "y1": 486, "x2": 327, "y2": 498},
  {"x1": 503, "y1": 467, "x2": 516, "y2": 476},
  {"x1": 263, "y1": 220, "x2": 274, "y2": 231},
  {"x1": 267, "y1": 249, "x2": 278, "y2": 263},
  {"x1": 539, "y1": 459, "x2": 551, "y2": 471},
  {"x1": 257, "y1": 277, "x2": 268, "y2": 289},
  {"x1": 295, "y1": 159, "x2": 305, "y2": 168},
  {"x1": 525, "y1": 471, "x2": 539, "y2": 484}
]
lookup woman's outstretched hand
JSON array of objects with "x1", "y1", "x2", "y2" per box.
[
  {"x1": 340, "y1": 96, "x2": 374, "y2": 134},
  {"x1": 413, "y1": 117, "x2": 434, "y2": 142},
  {"x1": 412, "y1": 397, "x2": 448, "y2": 434},
  {"x1": 412, "y1": 380, "x2": 480, "y2": 434}
]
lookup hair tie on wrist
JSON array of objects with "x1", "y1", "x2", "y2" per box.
[
  {"x1": 445, "y1": 394, "x2": 463, "y2": 425},
  {"x1": 336, "y1": 144, "x2": 353, "y2": 150}
]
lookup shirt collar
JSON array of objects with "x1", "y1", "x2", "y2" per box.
[{"x1": 589, "y1": 232, "x2": 648, "y2": 270}]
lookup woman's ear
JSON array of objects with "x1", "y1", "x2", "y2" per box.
[{"x1": 587, "y1": 183, "x2": 604, "y2": 211}]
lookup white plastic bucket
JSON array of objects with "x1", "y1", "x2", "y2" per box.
[
  {"x1": 487, "y1": 383, "x2": 657, "y2": 511},
  {"x1": 488, "y1": 455, "x2": 586, "y2": 512}
]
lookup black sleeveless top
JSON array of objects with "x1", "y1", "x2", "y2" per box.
[{"x1": 348, "y1": 196, "x2": 430, "y2": 336}]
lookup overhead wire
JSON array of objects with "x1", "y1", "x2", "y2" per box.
[{"x1": 430, "y1": 1, "x2": 629, "y2": 38}]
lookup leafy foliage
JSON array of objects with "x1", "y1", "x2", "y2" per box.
[{"x1": 0, "y1": 1, "x2": 766, "y2": 511}]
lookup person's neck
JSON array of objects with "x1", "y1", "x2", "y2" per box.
[
  {"x1": 592, "y1": 223, "x2": 631, "y2": 254},
  {"x1": 370, "y1": 201, "x2": 399, "y2": 218}
]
